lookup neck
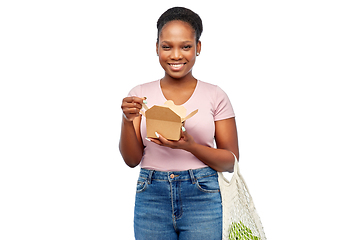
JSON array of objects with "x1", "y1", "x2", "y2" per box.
[{"x1": 162, "y1": 72, "x2": 196, "y2": 87}]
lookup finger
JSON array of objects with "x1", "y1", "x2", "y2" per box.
[
  {"x1": 123, "y1": 108, "x2": 140, "y2": 115},
  {"x1": 123, "y1": 96, "x2": 145, "y2": 105},
  {"x1": 147, "y1": 138, "x2": 163, "y2": 145},
  {"x1": 123, "y1": 97, "x2": 135, "y2": 103},
  {"x1": 122, "y1": 102, "x2": 142, "y2": 110},
  {"x1": 156, "y1": 132, "x2": 178, "y2": 148},
  {"x1": 122, "y1": 106, "x2": 141, "y2": 120},
  {"x1": 180, "y1": 126, "x2": 188, "y2": 140}
]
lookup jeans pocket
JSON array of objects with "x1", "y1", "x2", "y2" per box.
[
  {"x1": 136, "y1": 177, "x2": 148, "y2": 193},
  {"x1": 195, "y1": 175, "x2": 220, "y2": 193}
]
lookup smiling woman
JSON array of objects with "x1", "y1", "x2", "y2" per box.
[{"x1": 119, "y1": 6, "x2": 239, "y2": 240}]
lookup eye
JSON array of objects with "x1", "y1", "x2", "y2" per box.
[
  {"x1": 183, "y1": 45, "x2": 192, "y2": 50},
  {"x1": 161, "y1": 45, "x2": 170, "y2": 50}
]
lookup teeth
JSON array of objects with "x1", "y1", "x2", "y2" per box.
[{"x1": 170, "y1": 63, "x2": 184, "y2": 67}]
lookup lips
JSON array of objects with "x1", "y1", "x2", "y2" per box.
[{"x1": 168, "y1": 63, "x2": 186, "y2": 71}]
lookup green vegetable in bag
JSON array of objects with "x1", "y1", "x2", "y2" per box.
[{"x1": 228, "y1": 221, "x2": 261, "y2": 240}]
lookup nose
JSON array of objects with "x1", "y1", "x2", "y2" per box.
[{"x1": 170, "y1": 48, "x2": 182, "y2": 60}]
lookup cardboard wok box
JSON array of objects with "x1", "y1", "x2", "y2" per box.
[{"x1": 142, "y1": 100, "x2": 198, "y2": 141}]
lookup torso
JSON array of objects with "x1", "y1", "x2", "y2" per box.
[{"x1": 127, "y1": 79, "x2": 235, "y2": 171}]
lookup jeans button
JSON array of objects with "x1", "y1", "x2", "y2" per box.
[{"x1": 170, "y1": 174, "x2": 175, "y2": 179}]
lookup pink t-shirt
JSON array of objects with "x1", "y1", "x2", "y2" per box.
[{"x1": 128, "y1": 80, "x2": 235, "y2": 171}]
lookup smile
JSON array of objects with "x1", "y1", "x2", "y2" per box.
[{"x1": 168, "y1": 63, "x2": 186, "y2": 71}]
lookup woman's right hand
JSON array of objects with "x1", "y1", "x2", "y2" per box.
[{"x1": 121, "y1": 96, "x2": 145, "y2": 122}]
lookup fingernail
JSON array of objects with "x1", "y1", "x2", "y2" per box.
[
  {"x1": 155, "y1": 132, "x2": 159, "y2": 138},
  {"x1": 145, "y1": 137, "x2": 151, "y2": 142},
  {"x1": 181, "y1": 126, "x2": 186, "y2": 132},
  {"x1": 143, "y1": 100, "x2": 147, "y2": 104}
]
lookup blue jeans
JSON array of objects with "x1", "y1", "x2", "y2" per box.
[{"x1": 134, "y1": 167, "x2": 222, "y2": 240}]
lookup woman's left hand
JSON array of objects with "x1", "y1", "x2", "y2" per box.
[{"x1": 147, "y1": 127, "x2": 195, "y2": 151}]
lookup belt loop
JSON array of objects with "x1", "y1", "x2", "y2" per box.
[
  {"x1": 189, "y1": 169, "x2": 196, "y2": 184},
  {"x1": 147, "y1": 170, "x2": 154, "y2": 184}
]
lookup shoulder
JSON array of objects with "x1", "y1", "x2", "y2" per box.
[
  {"x1": 128, "y1": 80, "x2": 160, "y2": 97},
  {"x1": 198, "y1": 80, "x2": 217, "y2": 90},
  {"x1": 197, "y1": 80, "x2": 228, "y2": 98},
  {"x1": 130, "y1": 79, "x2": 159, "y2": 91},
  {"x1": 197, "y1": 80, "x2": 235, "y2": 118}
]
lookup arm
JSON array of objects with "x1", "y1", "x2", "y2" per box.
[
  {"x1": 189, "y1": 117, "x2": 239, "y2": 172},
  {"x1": 119, "y1": 97, "x2": 145, "y2": 168},
  {"x1": 150, "y1": 117, "x2": 239, "y2": 172}
]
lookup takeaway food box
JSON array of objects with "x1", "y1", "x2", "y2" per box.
[{"x1": 141, "y1": 100, "x2": 198, "y2": 141}]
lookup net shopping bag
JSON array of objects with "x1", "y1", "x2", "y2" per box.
[{"x1": 218, "y1": 156, "x2": 266, "y2": 240}]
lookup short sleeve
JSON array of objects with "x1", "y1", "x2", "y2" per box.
[
  {"x1": 213, "y1": 86, "x2": 235, "y2": 121},
  {"x1": 127, "y1": 85, "x2": 142, "y2": 97}
]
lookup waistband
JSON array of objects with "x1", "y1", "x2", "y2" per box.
[{"x1": 139, "y1": 167, "x2": 218, "y2": 184}]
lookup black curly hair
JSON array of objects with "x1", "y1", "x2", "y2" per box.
[{"x1": 156, "y1": 7, "x2": 203, "y2": 43}]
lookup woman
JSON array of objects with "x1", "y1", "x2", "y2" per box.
[{"x1": 120, "y1": 7, "x2": 239, "y2": 240}]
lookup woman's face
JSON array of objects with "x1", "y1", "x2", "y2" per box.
[{"x1": 157, "y1": 20, "x2": 201, "y2": 80}]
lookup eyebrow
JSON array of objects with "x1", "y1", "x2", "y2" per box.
[{"x1": 161, "y1": 41, "x2": 193, "y2": 44}]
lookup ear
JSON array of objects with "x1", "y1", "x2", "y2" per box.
[
  {"x1": 156, "y1": 41, "x2": 159, "y2": 56},
  {"x1": 196, "y1": 40, "x2": 201, "y2": 55}
]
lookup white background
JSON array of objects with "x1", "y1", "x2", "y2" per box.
[{"x1": 1, "y1": 0, "x2": 349, "y2": 239}]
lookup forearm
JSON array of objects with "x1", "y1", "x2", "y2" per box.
[
  {"x1": 186, "y1": 143, "x2": 237, "y2": 172},
  {"x1": 119, "y1": 117, "x2": 143, "y2": 168}
]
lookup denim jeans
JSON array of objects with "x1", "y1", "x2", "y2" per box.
[{"x1": 134, "y1": 167, "x2": 222, "y2": 240}]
